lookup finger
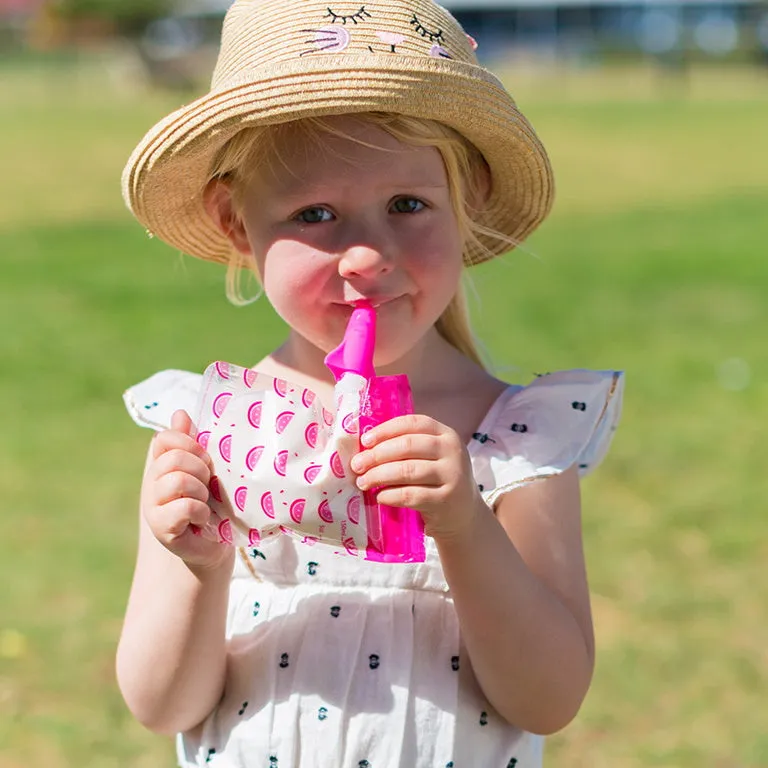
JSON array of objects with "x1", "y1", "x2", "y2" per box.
[
  {"x1": 351, "y1": 433, "x2": 442, "y2": 474},
  {"x1": 171, "y1": 409, "x2": 193, "y2": 436},
  {"x1": 372, "y1": 485, "x2": 435, "y2": 510},
  {"x1": 152, "y1": 448, "x2": 212, "y2": 485},
  {"x1": 355, "y1": 459, "x2": 443, "y2": 492},
  {"x1": 154, "y1": 471, "x2": 211, "y2": 507},
  {"x1": 360, "y1": 414, "x2": 444, "y2": 448},
  {"x1": 150, "y1": 497, "x2": 214, "y2": 539},
  {"x1": 152, "y1": 427, "x2": 213, "y2": 471}
]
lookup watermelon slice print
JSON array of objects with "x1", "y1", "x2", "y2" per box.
[
  {"x1": 275, "y1": 411, "x2": 295, "y2": 434},
  {"x1": 215, "y1": 361, "x2": 230, "y2": 380},
  {"x1": 301, "y1": 388, "x2": 316, "y2": 408},
  {"x1": 219, "y1": 434, "x2": 232, "y2": 463},
  {"x1": 341, "y1": 412, "x2": 358, "y2": 435},
  {"x1": 304, "y1": 422, "x2": 319, "y2": 449},
  {"x1": 196, "y1": 430, "x2": 211, "y2": 449},
  {"x1": 234, "y1": 486, "x2": 248, "y2": 512},
  {"x1": 261, "y1": 491, "x2": 275, "y2": 519},
  {"x1": 243, "y1": 368, "x2": 258, "y2": 388},
  {"x1": 209, "y1": 475, "x2": 222, "y2": 503},
  {"x1": 322, "y1": 408, "x2": 334, "y2": 426},
  {"x1": 218, "y1": 519, "x2": 233, "y2": 545},
  {"x1": 273, "y1": 378, "x2": 289, "y2": 397},
  {"x1": 290, "y1": 498, "x2": 306, "y2": 524},
  {"x1": 347, "y1": 495, "x2": 361, "y2": 525},
  {"x1": 245, "y1": 446, "x2": 264, "y2": 472},
  {"x1": 213, "y1": 392, "x2": 232, "y2": 418},
  {"x1": 318, "y1": 499, "x2": 334, "y2": 524},
  {"x1": 330, "y1": 451, "x2": 345, "y2": 479},
  {"x1": 247, "y1": 401, "x2": 263, "y2": 429},
  {"x1": 274, "y1": 450, "x2": 288, "y2": 477},
  {"x1": 248, "y1": 528, "x2": 261, "y2": 546},
  {"x1": 304, "y1": 464, "x2": 322, "y2": 484},
  {"x1": 342, "y1": 536, "x2": 358, "y2": 557}
]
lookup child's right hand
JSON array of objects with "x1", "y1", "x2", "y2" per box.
[{"x1": 142, "y1": 409, "x2": 230, "y2": 570}]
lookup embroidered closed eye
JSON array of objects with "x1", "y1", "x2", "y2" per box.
[
  {"x1": 410, "y1": 13, "x2": 444, "y2": 44},
  {"x1": 325, "y1": 6, "x2": 371, "y2": 25}
]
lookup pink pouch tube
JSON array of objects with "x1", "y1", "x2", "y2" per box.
[{"x1": 325, "y1": 303, "x2": 426, "y2": 563}]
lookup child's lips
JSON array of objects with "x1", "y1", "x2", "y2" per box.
[{"x1": 340, "y1": 296, "x2": 402, "y2": 309}]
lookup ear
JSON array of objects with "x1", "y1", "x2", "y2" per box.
[{"x1": 203, "y1": 179, "x2": 252, "y2": 256}]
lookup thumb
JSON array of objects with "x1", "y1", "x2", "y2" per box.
[{"x1": 171, "y1": 409, "x2": 194, "y2": 436}]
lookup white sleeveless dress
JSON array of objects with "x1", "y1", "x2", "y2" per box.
[{"x1": 124, "y1": 368, "x2": 623, "y2": 768}]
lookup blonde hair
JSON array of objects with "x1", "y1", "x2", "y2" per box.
[{"x1": 208, "y1": 113, "x2": 517, "y2": 367}]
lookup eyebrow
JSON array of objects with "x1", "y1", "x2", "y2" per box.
[{"x1": 273, "y1": 180, "x2": 449, "y2": 203}]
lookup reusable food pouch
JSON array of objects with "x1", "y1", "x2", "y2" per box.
[{"x1": 191, "y1": 304, "x2": 426, "y2": 563}]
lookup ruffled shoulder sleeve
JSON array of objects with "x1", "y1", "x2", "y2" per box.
[
  {"x1": 123, "y1": 369, "x2": 203, "y2": 431},
  {"x1": 470, "y1": 369, "x2": 624, "y2": 508}
]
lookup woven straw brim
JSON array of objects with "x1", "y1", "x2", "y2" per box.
[{"x1": 123, "y1": 56, "x2": 554, "y2": 267}]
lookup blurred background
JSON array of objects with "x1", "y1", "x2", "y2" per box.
[{"x1": 1, "y1": 0, "x2": 766, "y2": 766}]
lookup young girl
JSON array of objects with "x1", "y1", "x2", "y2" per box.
[{"x1": 118, "y1": 1, "x2": 623, "y2": 766}]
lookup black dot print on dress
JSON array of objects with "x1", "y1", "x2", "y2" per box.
[
  {"x1": 238, "y1": 701, "x2": 248, "y2": 715},
  {"x1": 269, "y1": 757, "x2": 278, "y2": 768},
  {"x1": 250, "y1": 548, "x2": 266, "y2": 560},
  {"x1": 369, "y1": 654, "x2": 380, "y2": 669},
  {"x1": 205, "y1": 747, "x2": 216, "y2": 763},
  {"x1": 279, "y1": 652, "x2": 290, "y2": 668},
  {"x1": 510, "y1": 423, "x2": 528, "y2": 433},
  {"x1": 572, "y1": 401, "x2": 587, "y2": 411},
  {"x1": 318, "y1": 706, "x2": 328, "y2": 720},
  {"x1": 307, "y1": 561, "x2": 319, "y2": 575},
  {"x1": 446, "y1": 762, "x2": 454, "y2": 768},
  {"x1": 479, "y1": 710, "x2": 489, "y2": 726},
  {"x1": 451, "y1": 655, "x2": 460, "y2": 671},
  {"x1": 253, "y1": 601, "x2": 260, "y2": 617},
  {"x1": 507, "y1": 759, "x2": 519, "y2": 768},
  {"x1": 358, "y1": 761, "x2": 371, "y2": 768},
  {"x1": 330, "y1": 605, "x2": 341, "y2": 617}
]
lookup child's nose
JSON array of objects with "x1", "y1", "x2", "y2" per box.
[{"x1": 338, "y1": 244, "x2": 394, "y2": 280}]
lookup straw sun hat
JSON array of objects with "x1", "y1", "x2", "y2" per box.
[{"x1": 122, "y1": 0, "x2": 554, "y2": 266}]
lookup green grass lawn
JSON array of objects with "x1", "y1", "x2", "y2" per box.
[{"x1": 1, "y1": 55, "x2": 767, "y2": 767}]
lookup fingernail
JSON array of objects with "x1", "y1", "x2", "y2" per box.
[
  {"x1": 350, "y1": 455, "x2": 363, "y2": 472},
  {"x1": 360, "y1": 430, "x2": 373, "y2": 446}
]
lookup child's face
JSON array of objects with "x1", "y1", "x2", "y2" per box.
[{"x1": 236, "y1": 117, "x2": 464, "y2": 366}]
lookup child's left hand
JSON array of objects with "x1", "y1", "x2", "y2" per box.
[{"x1": 350, "y1": 414, "x2": 483, "y2": 542}]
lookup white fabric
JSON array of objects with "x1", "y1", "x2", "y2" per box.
[{"x1": 123, "y1": 368, "x2": 624, "y2": 768}]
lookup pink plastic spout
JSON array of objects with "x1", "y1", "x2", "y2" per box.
[
  {"x1": 324, "y1": 301, "x2": 426, "y2": 564},
  {"x1": 324, "y1": 302, "x2": 377, "y2": 381}
]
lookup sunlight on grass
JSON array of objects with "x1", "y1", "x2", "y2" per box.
[{"x1": 2, "y1": 55, "x2": 767, "y2": 767}]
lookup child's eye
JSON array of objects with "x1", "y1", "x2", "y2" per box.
[
  {"x1": 391, "y1": 197, "x2": 426, "y2": 214},
  {"x1": 296, "y1": 207, "x2": 334, "y2": 224}
]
